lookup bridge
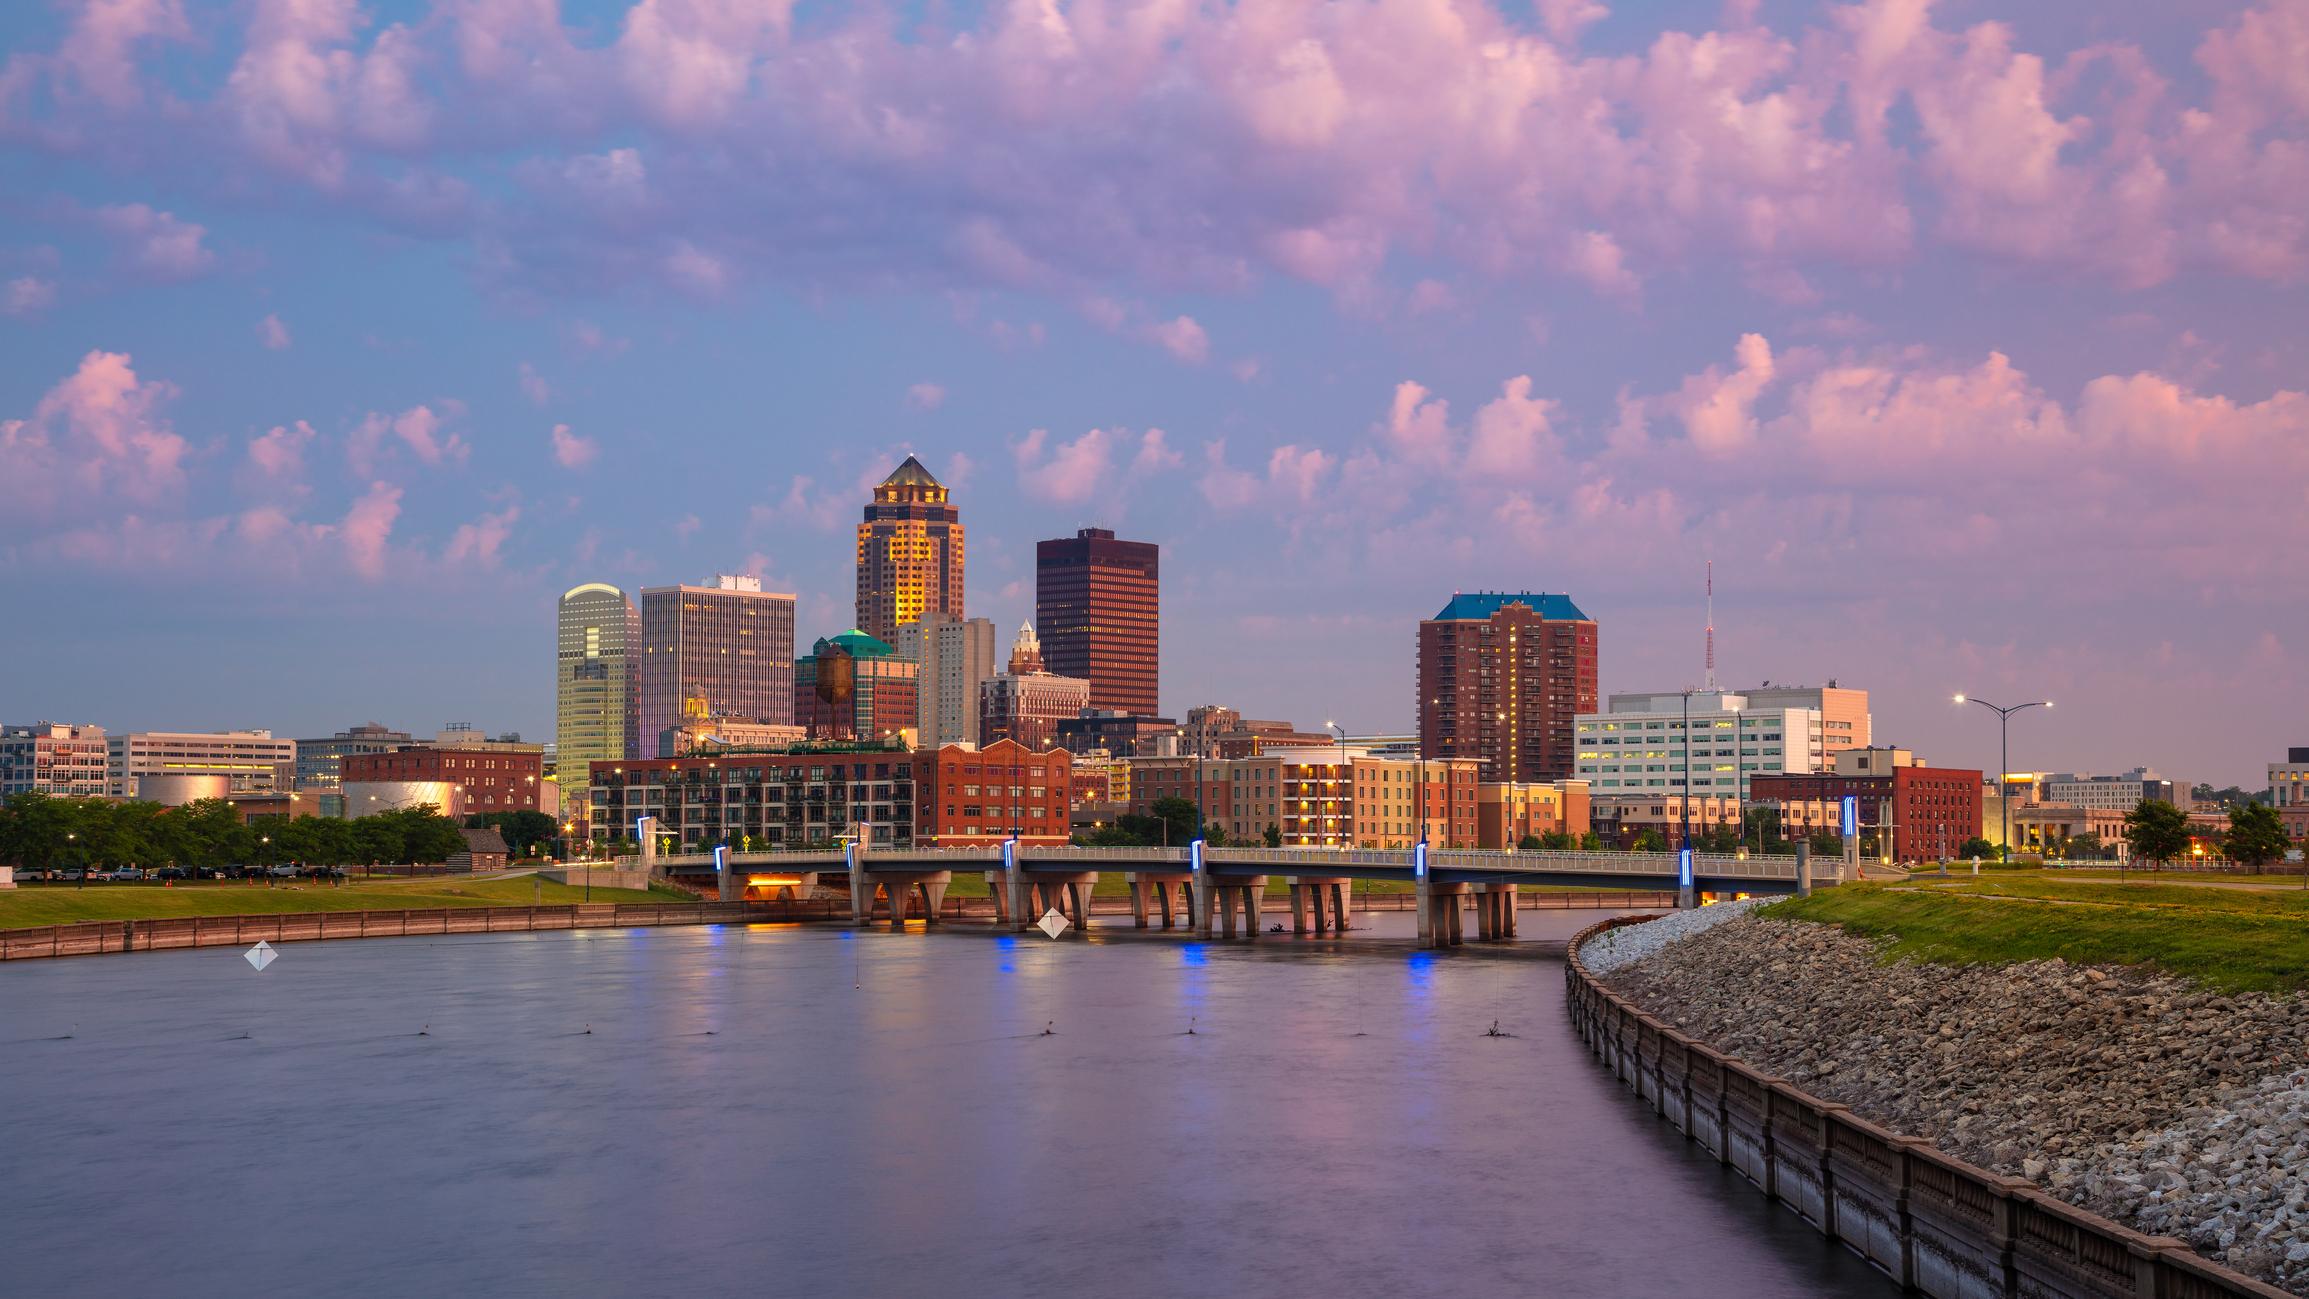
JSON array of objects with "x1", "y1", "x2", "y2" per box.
[{"x1": 632, "y1": 836, "x2": 1842, "y2": 949}]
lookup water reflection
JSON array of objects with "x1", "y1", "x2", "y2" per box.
[{"x1": 0, "y1": 927, "x2": 1895, "y2": 1299}]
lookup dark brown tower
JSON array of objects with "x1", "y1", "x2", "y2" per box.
[{"x1": 1035, "y1": 527, "x2": 1159, "y2": 716}]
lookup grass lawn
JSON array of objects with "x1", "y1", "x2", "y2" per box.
[
  {"x1": 1765, "y1": 885, "x2": 2309, "y2": 993},
  {"x1": 0, "y1": 875, "x2": 685, "y2": 928},
  {"x1": 1911, "y1": 876, "x2": 2309, "y2": 916}
]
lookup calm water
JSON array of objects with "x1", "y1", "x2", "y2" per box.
[{"x1": 0, "y1": 920, "x2": 1896, "y2": 1298}]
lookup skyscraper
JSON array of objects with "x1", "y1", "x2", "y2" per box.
[
  {"x1": 637, "y1": 575, "x2": 798, "y2": 752},
  {"x1": 557, "y1": 584, "x2": 640, "y2": 779},
  {"x1": 979, "y1": 621, "x2": 1091, "y2": 751},
  {"x1": 1417, "y1": 592, "x2": 1598, "y2": 782},
  {"x1": 893, "y1": 611, "x2": 997, "y2": 748},
  {"x1": 1036, "y1": 526, "x2": 1159, "y2": 716},
  {"x1": 855, "y1": 456, "x2": 965, "y2": 643}
]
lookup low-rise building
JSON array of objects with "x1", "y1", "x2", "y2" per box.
[
  {"x1": 342, "y1": 745, "x2": 545, "y2": 819},
  {"x1": 2040, "y1": 768, "x2": 2184, "y2": 812},
  {"x1": 293, "y1": 723, "x2": 414, "y2": 791},
  {"x1": 108, "y1": 729, "x2": 296, "y2": 799},
  {"x1": 1, "y1": 722, "x2": 108, "y2": 797},
  {"x1": 2272, "y1": 748, "x2": 2309, "y2": 836},
  {"x1": 794, "y1": 630, "x2": 919, "y2": 744},
  {"x1": 1576, "y1": 691, "x2": 1827, "y2": 799},
  {"x1": 1749, "y1": 748, "x2": 1982, "y2": 863},
  {"x1": 914, "y1": 740, "x2": 1072, "y2": 846},
  {"x1": 1054, "y1": 710, "x2": 1177, "y2": 759},
  {"x1": 1476, "y1": 781, "x2": 1591, "y2": 849}
]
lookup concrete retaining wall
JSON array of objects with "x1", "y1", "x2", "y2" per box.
[{"x1": 1564, "y1": 916, "x2": 2289, "y2": 1299}]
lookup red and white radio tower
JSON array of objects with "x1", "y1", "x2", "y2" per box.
[{"x1": 1704, "y1": 560, "x2": 1717, "y2": 691}]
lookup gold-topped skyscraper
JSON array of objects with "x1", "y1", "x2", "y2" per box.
[{"x1": 855, "y1": 456, "x2": 965, "y2": 643}]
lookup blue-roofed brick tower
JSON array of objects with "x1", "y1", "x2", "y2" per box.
[{"x1": 1417, "y1": 592, "x2": 1598, "y2": 782}]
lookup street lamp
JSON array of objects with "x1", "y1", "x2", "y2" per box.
[
  {"x1": 69, "y1": 831, "x2": 80, "y2": 889},
  {"x1": 1680, "y1": 690, "x2": 1694, "y2": 857},
  {"x1": 1954, "y1": 694, "x2": 2052, "y2": 866},
  {"x1": 1326, "y1": 720, "x2": 1347, "y2": 849}
]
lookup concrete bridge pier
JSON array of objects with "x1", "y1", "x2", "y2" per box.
[
  {"x1": 1472, "y1": 882, "x2": 1518, "y2": 941},
  {"x1": 1124, "y1": 872, "x2": 1195, "y2": 930},
  {"x1": 1415, "y1": 879, "x2": 1470, "y2": 949},
  {"x1": 722, "y1": 870, "x2": 819, "y2": 902},
  {"x1": 1285, "y1": 877, "x2": 1352, "y2": 935},
  {"x1": 1198, "y1": 877, "x2": 1269, "y2": 939},
  {"x1": 855, "y1": 871, "x2": 953, "y2": 929}
]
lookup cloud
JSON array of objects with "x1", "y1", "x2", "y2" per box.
[
  {"x1": 443, "y1": 505, "x2": 520, "y2": 567},
  {"x1": 518, "y1": 362, "x2": 550, "y2": 405},
  {"x1": 1131, "y1": 429, "x2": 1183, "y2": 475},
  {"x1": 905, "y1": 382, "x2": 946, "y2": 411},
  {"x1": 93, "y1": 204, "x2": 215, "y2": 279},
  {"x1": 257, "y1": 313, "x2": 291, "y2": 349},
  {"x1": 550, "y1": 422, "x2": 597, "y2": 470},
  {"x1": 6, "y1": 0, "x2": 2305, "y2": 297},
  {"x1": 336, "y1": 481, "x2": 403, "y2": 579},
  {"x1": 0, "y1": 349, "x2": 186, "y2": 513},
  {"x1": 1012, "y1": 427, "x2": 1119, "y2": 505},
  {"x1": 245, "y1": 419, "x2": 315, "y2": 481},
  {"x1": 347, "y1": 403, "x2": 470, "y2": 475},
  {"x1": 1144, "y1": 315, "x2": 1210, "y2": 364},
  {"x1": 3, "y1": 276, "x2": 56, "y2": 316},
  {"x1": 1199, "y1": 439, "x2": 1335, "y2": 509}
]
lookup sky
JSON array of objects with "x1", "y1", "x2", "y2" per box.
[{"x1": 1, "y1": 0, "x2": 2303, "y2": 788}]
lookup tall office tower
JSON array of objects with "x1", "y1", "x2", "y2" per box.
[
  {"x1": 637, "y1": 575, "x2": 798, "y2": 752},
  {"x1": 855, "y1": 456, "x2": 965, "y2": 644},
  {"x1": 1416, "y1": 592, "x2": 1599, "y2": 782},
  {"x1": 556, "y1": 583, "x2": 641, "y2": 780},
  {"x1": 893, "y1": 611, "x2": 998, "y2": 748},
  {"x1": 1035, "y1": 526, "x2": 1159, "y2": 716}
]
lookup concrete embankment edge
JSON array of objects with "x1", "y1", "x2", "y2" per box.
[
  {"x1": 1563, "y1": 915, "x2": 2289, "y2": 1299},
  {"x1": 0, "y1": 900, "x2": 831, "y2": 960}
]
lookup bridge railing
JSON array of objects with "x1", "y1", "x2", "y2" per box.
[{"x1": 1030, "y1": 846, "x2": 1192, "y2": 865}]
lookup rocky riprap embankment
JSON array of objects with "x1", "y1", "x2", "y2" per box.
[{"x1": 1598, "y1": 914, "x2": 2309, "y2": 1294}]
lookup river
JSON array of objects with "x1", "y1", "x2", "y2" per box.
[{"x1": 0, "y1": 917, "x2": 1897, "y2": 1297}]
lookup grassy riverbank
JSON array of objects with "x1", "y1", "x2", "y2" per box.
[
  {"x1": 1766, "y1": 883, "x2": 2309, "y2": 993},
  {"x1": 0, "y1": 875, "x2": 683, "y2": 928}
]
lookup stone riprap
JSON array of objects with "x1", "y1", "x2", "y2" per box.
[
  {"x1": 1575, "y1": 898, "x2": 1763, "y2": 974},
  {"x1": 1601, "y1": 913, "x2": 2309, "y2": 1294}
]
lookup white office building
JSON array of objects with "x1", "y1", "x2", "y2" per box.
[
  {"x1": 1576, "y1": 692, "x2": 1825, "y2": 798},
  {"x1": 894, "y1": 612, "x2": 997, "y2": 748},
  {"x1": 108, "y1": 729, "x2": 297, "y2": 798},
  {"x1": 2040, "y1": 768, "x2": 2183, "y2": 812}
]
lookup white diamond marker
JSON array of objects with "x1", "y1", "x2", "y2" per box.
[
  {"x1": 1037, "y1": 909, "x2": 1070, "y2": 940},
  {"x1": 245, "y1": 941, "x2": 277, "y2": 972}
]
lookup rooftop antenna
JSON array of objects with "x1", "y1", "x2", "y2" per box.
[{"x1": 1704, "y1": 560, "x2": 1718, "y2": 691}]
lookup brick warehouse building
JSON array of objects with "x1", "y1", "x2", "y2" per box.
[
  {"x1": 586, "y1": 740, "x2": 1070, "y2": 850},
  {"x1": 1417, "y1": 592, "x2": 1599, "y2": 783},
  {"x1": 1749, "y1": 754, "x2": 1982, "y2": 863},
  {"x1": 341, "y1": 745, "x2": 545, "y2": 817}
]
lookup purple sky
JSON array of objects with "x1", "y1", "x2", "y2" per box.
[{"x1": 2, "y1": 0, "x2": 2304, "y2": 787}]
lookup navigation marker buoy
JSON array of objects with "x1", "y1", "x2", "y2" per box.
[
  {"x1": 1037, "y1": 908, "x2": 1070, "y2": 940},
  {"x1": 244, "y1": 941, "x2": 277, "y2": 972}
]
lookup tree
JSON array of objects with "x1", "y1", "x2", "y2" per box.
[
  {"x1": 1262, "y1": 824, "x2": 1282, "y2": 848},
  {"x1": 2225, "y1": 801, "x2": 2291, "y2": 869},
  {"x1": 1578, "y1": 831, "x2": 1602, "y2": 851},
  {"x1": 1957, "y1": 836, "x2": 1997, "y2": 861},
  {"x1": 1148, "y1": 797, "x2": 1202, "y2": 847},
  {"x1": 1630, "y1": 828, "x2": 1666, "y2": 853},
  {"x1": 1807, "y1": 829, "x2": 1843, "y2": 858},
  {"x1": 475, "y1": 810, "x2": 559, "y2": 859},
  {"x1": 1539, "y1": 830, "x2": 1574, "y2": 851},
  {"x1": 1203, "y1": 823, "x2": 1230, "y2": 848},
  {"x1": 1516, "y1": 834, "x2": 1544, "y2": 851},
  {"x1": 1749, "y1": 806, "x2": 1784, "y2": 851},
  {"x1": 2124, "y1": 798, "x2": 2193, "y2": 868}
]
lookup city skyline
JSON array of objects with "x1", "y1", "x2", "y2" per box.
[{"x1": 3, "y1": 1, "x2": 2304, "y2": 787}]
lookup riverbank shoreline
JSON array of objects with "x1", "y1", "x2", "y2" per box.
[{"x1": 1563, "y1": 914, "x2": 2289, "y2": 1299}]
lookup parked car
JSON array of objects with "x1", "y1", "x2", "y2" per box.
[
  {"x1": 107, "y1": 868, "x2": 145, "y2": 882},
  {"x1": 268, "y1": 865, "x2": 298, "y2": 878},
  {"x1": 194, "y1": 867, "x2": 228, "y2": 880},
  {"x1": 154, "y1": 867, "x2": 186, "y2": 881},
  {"x1": 296, "y1": 866, "x2": 345, "y2": 880}
]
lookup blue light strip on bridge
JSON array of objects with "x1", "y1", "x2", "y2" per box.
[
  {"x1": 1679, "y1": 846, "x2": 1694, "y2": 888},
  {"x1": 1413, "y1": 841, "x2": 1427, "y2": 879},
  {"x1": 713, "y1": 844, "x2": 727, "y2": 875}
]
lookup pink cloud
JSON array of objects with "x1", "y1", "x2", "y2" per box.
[
  {"x1": 0, "y1": 349, "x2": 186, "y2": 512},
  {"x1": 3, "y1": 276, "x2": 56, "y2": 316},
  {"x1": 94, "y1": 204, "x2": 214, "y2": 278},
  {"x1": 245, "y1": 419, "x2": 315, "y2": 481},
  {"x1": 257, "y1": 313, "x2": 292, "y2": 349},
  {"x1": 1012, "y1": 427, "x2": 1119, "y2": 505},
  {"x1": 518, "y1": 362, "x2": 550, "y2": 405},
  {"x1": 905, "y1": 382, "x2": 946, "y2": 411},
  {"x1": 550, "y1": 422, "x2": 597, "y2": 469},
  {"x1": 1144, "y1": 315, "x2": 1210, "y2": 364},
  {"x1": 337, "y1": 480, "x2": 403, "y2": 579},
  {"x1": 443, "y1": 504, "x2": 520, "y2": 567}
]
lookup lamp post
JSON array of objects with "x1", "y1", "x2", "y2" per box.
[
  {"x1": 1327, "y1": 720, "x2": 1348, "y2": 849},
  {"x1": 1954, "y1": 694, "x2": 2052, "y2": 865},
  {"x1": 69, "y1": 831, "x2": 80, "y2": 888},
  {"x1": 1680, "y1": 690, "x2": 1694, "y2": 857}
]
